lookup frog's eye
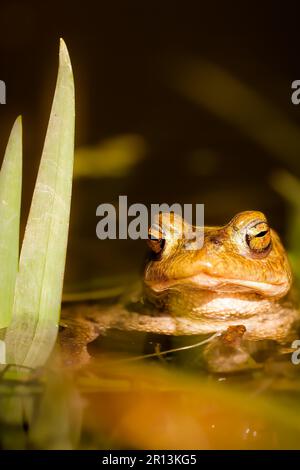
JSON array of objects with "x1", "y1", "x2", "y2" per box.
[
  {"x1": 147, "y1": 223, "x2": 166, "y2": 254},
  {"x1": 147, "y1": 236, "x2": 165, "y2": 254},
  {"x1": 245, "y1": 221, "x2": 271, "y2": 254}
]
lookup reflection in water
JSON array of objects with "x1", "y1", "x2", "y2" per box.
[{"x1": 1, "y1": 333, "x2": 300, "y2": 449}]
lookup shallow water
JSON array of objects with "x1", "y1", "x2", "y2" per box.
[{"x1": 1, "y1": 309, "x2": 300, "y2": 450}]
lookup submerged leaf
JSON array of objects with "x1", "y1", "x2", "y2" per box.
[
  {"x1": 6, "y1": 39, "x2": 75, "y2": 367},
  {"x1": 74, "y1": 134, "x2": 146, "y2": 179},
  {"x1": 0, "y1": 117, "x2": 22, "y2": 329}
]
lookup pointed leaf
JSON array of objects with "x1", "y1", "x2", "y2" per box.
[
  {"x1": 0, "y1": 117, "x2": 22, "y2": 329},
  {"x1": 6, "y1": 40, "x2": 75, "y2": 367}
]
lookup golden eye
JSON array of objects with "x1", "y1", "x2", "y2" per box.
[
  {"x1": 147, "y1": 224, "x2": 166, "y2": 254},
  {"x1": 245, "y1": 221, "x2": 271, "y2": 253}
]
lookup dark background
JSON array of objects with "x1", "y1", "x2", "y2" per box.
[{"x1": 0, "y1": 1, "x2": 299, "y2": 283}]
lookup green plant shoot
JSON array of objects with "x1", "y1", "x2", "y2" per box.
[
  {"x1": 0, "y1": 117, "x2": 22, "y2": 330},
  {"x1": 5, "y1": 39, "x2": 75, "y2": 367}
]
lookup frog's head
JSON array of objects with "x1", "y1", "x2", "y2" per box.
[{"x1": 144, "y1": 211, "x2": 292, "y2": 299}]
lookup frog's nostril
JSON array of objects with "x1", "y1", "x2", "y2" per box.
[{"x1": 209, "y1": 236, "x2": 222, "y2": 246}]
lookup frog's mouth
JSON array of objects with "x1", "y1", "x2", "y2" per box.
[{"x1": 145, "y1": 272, "x2": 289, "y2": 298}]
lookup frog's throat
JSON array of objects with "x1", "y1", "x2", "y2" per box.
[
  {"x1": 145, "y1": 271, "x2": 290, "y2": 299},
  {"x1": 143, "y1": 282, "x2": 289, "y2": 319}
]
